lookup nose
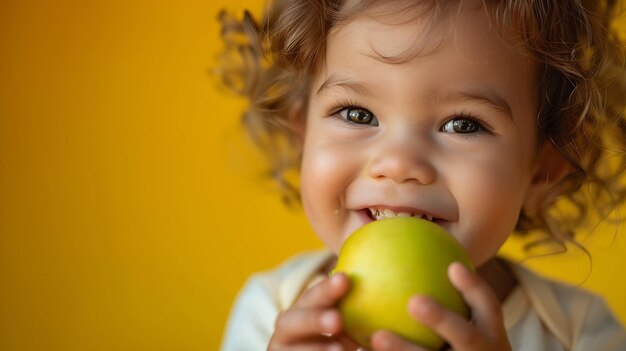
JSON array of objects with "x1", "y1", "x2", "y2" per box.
[{"x1": 367, "y1": 135, "x2": 436, "y2": 185}]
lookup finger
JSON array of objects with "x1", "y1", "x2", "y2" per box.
[
  {"x1": 283, "y1": 342, "x2": 344, "y2": 351},
  {"x1": 448, "y1": 262, "x2": 505, "y2": 335},
  {"x1": 408, "y1": 295, "x2": 480, "y2": 349},
  {"x1": 370, "y1": 330, "x2": 429, "y2": 351},
  {"x1": 272, "y1": 308, "x2": 342, "y2": 345},
  {"x1": 335, "y1": 333, "x2": 362, "y2": 350},
  {"x1": 294, "y1": 273, "x2": 350, "y2": 309}
]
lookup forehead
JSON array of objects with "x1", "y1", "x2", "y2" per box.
[
  {"x1": 319, "y1": 0, "x2": 535, "y2": 81},
  {"x1": 328, "y1": 0, "x2": 525, "y2": 66}
]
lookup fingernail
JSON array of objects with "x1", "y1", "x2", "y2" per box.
[
  {"x1": 321, "y1": 311, "x2": 338, "y2": 330},
  {"x1": 452, "y1": 261, "x2": 470, "y2": 276},
  {"x1": 374, "y1": 331, "x2": 393, "y2": 350},
  {"x1": 330, "y1": 273, "x2": 343, "y2": 286},
  {"x1": 413, "y1": 296, "x2": 436, "y2": 317}
]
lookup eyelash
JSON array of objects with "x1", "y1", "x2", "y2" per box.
[
  {"x1": 328, "y1": 99, "x2": 374, "y2": 127},
  {"x1": 442, "y1": 110, "x2": 493, "y2": 136},
  {"x1": 327, "y1": 100, "x2": 492, "y2": 134}
]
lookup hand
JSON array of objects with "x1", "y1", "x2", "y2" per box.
[
  {"x1": 268, "y1": 272, "x2": 361, "y2": 350},
  {"x1": 369, "y1": 262, "x2": 512, "y2": 351}
]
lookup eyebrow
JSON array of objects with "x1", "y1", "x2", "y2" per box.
[
  {"x1": 438, "y1": 88, "x2": 513, "y2": 120},
  {"x1": 315, "y1": 75, "x2": 372, "y2": 98}
]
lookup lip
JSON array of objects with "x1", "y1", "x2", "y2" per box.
[{"x1": 356, "y1": 209, "x2": 375, "y2": 226}]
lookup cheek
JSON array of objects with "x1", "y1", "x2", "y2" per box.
[
  {"x1": 300, "y1": 138, "x2": 358, "y2": 233},
  {"x1": 449, "y1": 138, "x2": 531, "y2": 196},
  {"x1": 465, "y1": 171, "x2": 524, "y2": 230},
  {"x1": 448, "y1": 149, "x2": 532, "y2": 265}
]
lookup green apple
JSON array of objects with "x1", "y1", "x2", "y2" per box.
[{"x1": 332, "y1": 217, "x2": 473, "y2": 350}]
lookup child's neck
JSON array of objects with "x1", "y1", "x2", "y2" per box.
[{"x1": 477, "y1": 258, "x2": 518, "y2": 303}]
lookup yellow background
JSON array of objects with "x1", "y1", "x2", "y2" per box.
[{"x1": 0, "y1": 1, "x2": 625, "y2": 350}]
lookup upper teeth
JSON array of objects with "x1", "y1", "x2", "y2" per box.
[{"x1": 369, "y1": 208, "x2": 435, "y2": 221}]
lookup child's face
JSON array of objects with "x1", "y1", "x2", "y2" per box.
[{"x1": 300, "y1": 1, "x2": 540, "y2": 267}]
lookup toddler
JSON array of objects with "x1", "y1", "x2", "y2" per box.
[{"x1": 218, "y1": 0, "x2": 626, "y2": 350}]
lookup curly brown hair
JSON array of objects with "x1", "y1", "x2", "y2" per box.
[{"x1": 216, "y1": 0, "x2": 626, "y2": 250}]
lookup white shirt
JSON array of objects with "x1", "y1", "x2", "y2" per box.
[{"x1": 221, "y1": 250, "x2": 626, "y2": 350}]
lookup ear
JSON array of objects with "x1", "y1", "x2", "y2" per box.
[{"x1": 522, "y1": 140, "x2": 573, "y2": 214}]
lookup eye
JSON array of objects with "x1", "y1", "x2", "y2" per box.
[
  {"x1": 337, "y1": 107, "x2": 379, "y2": 126},
  {"x1": 441, "y1": 115, "x2": 486, "y2": 134}
]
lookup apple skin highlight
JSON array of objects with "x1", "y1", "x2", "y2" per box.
[{"x1": 333, "y1": 217, "x2": 474, "y2": 349}]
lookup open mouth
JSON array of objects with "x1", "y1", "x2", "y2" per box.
[{"x1": 366, "y1": 207, "x2": 441, "y2": 223}]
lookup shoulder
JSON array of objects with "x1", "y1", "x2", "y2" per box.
[
  {"x1": 507, "y1": 263, "x2": 626, "y2": 350},
  {"x1": 220, "y1": 250, "x2": 333, "y2": 350},
  {"x1": 231, "y1": 249, "x2": 334, "y2": 313}
]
